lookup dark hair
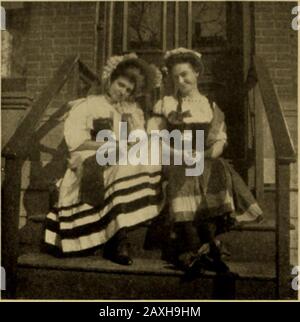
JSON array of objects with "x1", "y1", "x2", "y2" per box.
[
  {"x1": 165, "y1": 52, "x2": 204, "y2": 75},
  {"x1": 110, "y1": 59, "x2": 150, "y2": 96}
]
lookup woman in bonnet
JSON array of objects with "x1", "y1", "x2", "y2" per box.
[
  {"x1": 148, "y1": 48, "x2": 263, "y2": 274},
  {"x1": 44, "y1": 53, "x2": 164, "y2": 265}
]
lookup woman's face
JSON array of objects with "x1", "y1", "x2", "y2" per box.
[
  {"x1": 108, "y1": 76, "x2": 135, "y2": 102},
  {"x1": 171, "y1": 63, "x2": 199, "y2": 96}
]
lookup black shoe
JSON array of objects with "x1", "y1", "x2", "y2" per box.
[
  {"x1": 200, "y1": 254, "x2": 230, "y2": 273},
  {"x1": 215, "y1": 240, "x2": 231, "y2": 259},
  {"x1": 177, "y1": 251, "x2": 198, "y2": 270},
  {"x1": 110, "y1": 242, "x2": 133, "y2": 266},
  {"x1": 111, "y1": 253, "x2": 133, "y2": 266},
  {"x1": 110, "y1": 254, "x2": 133, "y2": 266},
  {"x1": 103, "y1": 229, "x2": 133, "y2": 266},
  {"x1": 183, "y1": 254, "x2": 230, "y2": 279},
  {"x1": 179, "y1": 243, "x2": 230, "y2": 280},
  {"x1": 207, "y1": 241, "x2": 230, "y2": 273}
]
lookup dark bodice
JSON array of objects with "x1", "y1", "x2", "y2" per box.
[
  {"x1": 90, "y1": 118, "x2": 113, "y2": 141},
  {"x1": 167, "y1": 121, "x2": 210, "y2": 150}
]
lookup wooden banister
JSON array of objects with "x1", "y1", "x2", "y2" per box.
[
  {"x1": 2, "y1": 54, "x2": 80, "y2": 159},
  {"x1": 78, "y1": 60, "x2": 100, "y2": 85},
  {"x1": 1, "y1": 54, "x2": 100, "y2": 298},
  {"x1": 253, "y1": 55, "x2": 296, "y2": 299},
  {"x1": 254, "y1": 56, "x2": 296, "y2": 164}
]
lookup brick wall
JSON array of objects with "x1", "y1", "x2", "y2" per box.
[
  {"x1": 24, "y1": 2, "x2": 97, "y2": 104},
  {"x1": 254, "y1": 2, "x2": 298, "y2": 266},
  {"x1": 255, "y1": 2, "x2": 297, "y2": 104}
]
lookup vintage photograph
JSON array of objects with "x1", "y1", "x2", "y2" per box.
[{"x1": 1, "y1": 1, "x2": 298, "y2": 300}]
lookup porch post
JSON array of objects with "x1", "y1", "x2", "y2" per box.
[
  {"x1": 1, "y1": 157, "x2": 22, "y2": 298},
  {"x1": 275, "y1": 161, "x2": 292, "y2": 299},
  {"x1": 106, "y1": 2, "x2": 114, "y2": 58}
]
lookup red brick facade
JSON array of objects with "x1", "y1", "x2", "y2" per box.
[
  {"x1": 255, "y1": 2, "x2": 297, "y2": 107},
  {"x1": 5, "y1": 2, "x2": 296, "y2": 111},
  {"x1": 25, "y1": 2, "x2": 97, "y2": 104}
]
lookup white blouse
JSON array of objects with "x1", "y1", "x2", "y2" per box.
[
  {"x1": 153, "y1": 95, "x2": 214, "y2": 124},
  {"x1": 149, "y1": 95, "x2": 227, "y2": 145},
  {"x1": 64, "y1": 95, "x2": 145, "y2": 152}
]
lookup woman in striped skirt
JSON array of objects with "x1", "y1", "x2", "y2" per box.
[
  {"x1": 148, "y1": 48, "x2": 263, "y2": 274},
  {"x1": 44, "y1": 53, "x2": 164, "y2": 265}
]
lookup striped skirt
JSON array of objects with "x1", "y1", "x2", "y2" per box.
[
  {"x1": 44, "y1": 156, "x2": 164, "y2": 256},
  {"x1": 166, "y1": 158, "x2": 263, "y2": 225}
]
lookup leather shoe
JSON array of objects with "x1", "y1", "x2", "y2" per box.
[{"x1": 111, "y1": 242, "x2": 133, "y2": 266}]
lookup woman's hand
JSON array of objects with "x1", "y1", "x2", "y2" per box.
[
  {"x1": 68, "y1": 153, "x2": 83, "y2": 171},
  {"x1": 167, "y1": 110, "x2": 191, "y2": 124},
  {"x1": 204, "y1": 141, "x2": 225, "y2": 159},
  {"x1": 76, "y1": 140, "x2": 114, "y2": 152}
]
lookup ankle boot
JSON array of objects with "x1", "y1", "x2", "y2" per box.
[
  {"x1": 201, "y1": 221, "x2": 230, "y2": 273},
  {"x1": 113, "y1": 240, "x2": 133, "y2": 266},
  {"x1": 104, "y1": 229, "x2": 133, "y2": 265}
]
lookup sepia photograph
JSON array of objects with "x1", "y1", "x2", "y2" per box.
[{"x1": 0, "y1": 0, "x2": 299, "y2": 301}]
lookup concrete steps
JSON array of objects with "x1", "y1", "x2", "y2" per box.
[
  {"x1": 19, "y1": 214, "x2": 281, "y2": 262},
  {"x1": 17, "y1": 253, "x2": 278, "y2": 300},
  {"x1": 16, "y1": 212, "x2": 288, "y2": 299},
  {"x1": 18, "y1": 181, "x2": 295, "y2": 264}
]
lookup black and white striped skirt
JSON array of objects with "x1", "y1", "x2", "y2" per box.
[{"x1": 44, "y1": 163, "x2": 164, "y2": 255}]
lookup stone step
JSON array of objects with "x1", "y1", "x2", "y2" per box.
[
  {"x1": 27, "y1": 214, "x2": 283, "y2": 231},
  {"x1": 19, "y1": 214, "x2": 280, "y2": 263},
  {"x1": 17, "y1": 252, "x2": 278, "y2": 300}
]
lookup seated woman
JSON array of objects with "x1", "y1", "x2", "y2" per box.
[
  {"x1": 147, "y1": 48, "x2": 263, "y2": 274},
  {"x1": 44, "y1": 53, "x2": 164, "y2": 265}
]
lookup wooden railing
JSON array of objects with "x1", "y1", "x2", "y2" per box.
[
  {"x1": 251, "y1": 56, "x2": 296, "y2": 299},
  {"x1": 1, "y1": 55, "x2": 100, "y2": 298}
]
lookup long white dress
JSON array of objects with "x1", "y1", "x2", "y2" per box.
[{"x1": 44, "y1": 95, "x2": 164, "y2": 255}]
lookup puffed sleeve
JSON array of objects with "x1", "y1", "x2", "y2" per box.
[
  {"x1": 64, "y1": 98, "x2": 92, "y2": 152},
  {"x1": 206, "y1": 103, "x2": 228, "y2": 148},
  {"x1": 147, "y1": 99, "x2": 167, "y2": 133},
  {"x1": 152, "y1": 98, "x2": 164, "y2": 116},
  {"x1": 129, "y1": 103, "x2": 146, "y2": 130}
]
